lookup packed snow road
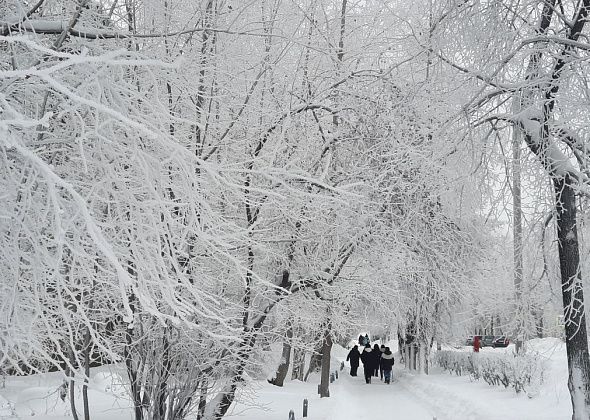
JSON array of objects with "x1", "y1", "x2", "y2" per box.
[{"x1": 331, "y1": 369, "x2": 436, "y2": 420}]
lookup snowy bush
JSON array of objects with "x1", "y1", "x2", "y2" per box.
[
  {"x1": 435, "y1": 351, "x2": 544, "y2": 396},
  {"x1": 435, "y1": 350, "x2": 472, "y2": 376}
]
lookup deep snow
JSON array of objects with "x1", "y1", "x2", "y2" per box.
[{"x1": 0, "y1": 338, "x2": 573, "y2": 420}]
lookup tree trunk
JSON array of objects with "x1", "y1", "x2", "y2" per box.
[
  {"x1": 405, "y1": 345, "x2": 410, "y2": 370},
  {"x1": 402, "y1": 345, "x2": 408, "y2": 368},
  {"x1": 212, "y1": 381, "x2": 239, "y2": 420},
  {"x1": 318, "y1": 330, "x2": 332, "y2": 398},
  {"x1": 268, "y1": 325, "x2": 293, "y2": 387},
  {"x1": 291, "y1": 348, "x2": 306, "y2": 381},
  {"x1": 196, "y1": 378, "x2": 207, "y2": 420},
  {"x1": 408, "y1": 345, "x2": 417, "y2": 371},
  {"x1": 156, "y1": 328, "x2": 171, "y2": 420},
  {"x1": 82, "y1": 273, "x2": 97, "y2": 420},
  {"x1": 420, "y1": 340, "x2": 432, "y2": 375},
  {"x1": 304, "y1": 347, "x2": 322, "y2": 382},
  {"x1": 514, "y1": 2, "x2": 590, "y2": 416},
  {"x1": 554, "y1": 176, "x2": 590, "y2": 420},
  {"x1": 125, "y1": 324, "x2": 143, "y2": 420},
  {"x1": 419, "y1": 344, "x2": 427, "y2": 374},
  {"x1": 512, "y1": 125, "x2": 524, "y2": 353},
  {"x1": 536, "y1": 309, "x2": 544, "y2": 338},
  {"x1": 82, "y1": 328, "x2": 91, "y2": 420},
  {"x1": 67, "y1": 346, "x2": 80, "y2": 420}
]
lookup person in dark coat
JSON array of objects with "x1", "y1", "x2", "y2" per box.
[
  {"x1": 358, "y1": 334, "x2": 365, "y2": 346},
  {"x1": 379, "y1": 344, "x2": 386, "y2": 380},
  {"x1": 360, "y1": 344, "x2": 374, "y2": 383},
  {"x1": 346, "y1": 345, "x2": 360, "y2": 376},
  {"x1": 380, "y1": 346, "x2": 395, "y2": 384},
  {"x1": 371, "y1": 344, "x2": 381, "y2": 377}
]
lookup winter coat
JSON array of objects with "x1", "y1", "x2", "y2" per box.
[
  {"x1": 371, "y1": 347, "x2": 381, "y2": 367},
  {"x1": 380, "y1": 350, "x2": 395, "y2": 371},
  {"x1": 346, "y1": 348, "x2": 360, "y2": 365},
  {"x1": 371, "y1": 344, "x2": 383, "y2": 362},
  {"x1": 360, "y1": 346, "x2": 374, "y2": 368}
]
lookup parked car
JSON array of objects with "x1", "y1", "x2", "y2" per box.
[
  {"x1": 481, "y1": 335, "x2": 496, "y2": 347},
  {"x1": 465, "y1": 335, "x2": 481, "y2": 346},
  {"x1": 492, "y1": 336, "x2": 510, "y2": 347}
]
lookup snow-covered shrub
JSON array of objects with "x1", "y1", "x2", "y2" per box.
[
  {"x1": 434, "y1": 350, "x2": 544, "y2": 396},
  {"x1": 435, "y1": 350, "x2": 472, "y2": 376}
]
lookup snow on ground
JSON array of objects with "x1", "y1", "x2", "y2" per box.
[
  {"x1": 395, "y1": 338, "x2": 571, "y2": 420},
  {"x1": 0, "y1": 338, "x2": 573, "y2": 420},
  {"x1": 401, "y1": 364, "x2": 568, "y2": 420},
  {"x1": 229, "y1": 340, "x2": 433, "y2": 420},
  {"x1": 231, "y1": 338, "x2": 571, "y2": 420},
  {"x1": 387, "y1": 338, "x2": 571, "y2": 420},
  {"x1": 329, "y1": 370, "x2": 435, "y2": 420},
  {"x1": 0, "y1": 365, "x2": 132, "y2": 420}
]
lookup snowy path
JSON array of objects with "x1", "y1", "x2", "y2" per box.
[{"x1": 330, "y1": 369, "x2": 436, "y2": 420}]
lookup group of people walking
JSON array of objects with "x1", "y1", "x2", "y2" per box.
[{"x1": 346, "y1": 342, "x2": 395, "y2": 384}]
